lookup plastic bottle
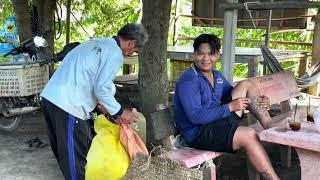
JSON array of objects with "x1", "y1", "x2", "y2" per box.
[
  {"x1": 129, "y1": 109, "x2": 146, "y2": 144},
  {"x1": 313, "y1": 109, "x2": 320, "y2": 132}
]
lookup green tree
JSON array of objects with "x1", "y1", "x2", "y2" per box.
[{"x1": 54, "y1": 0, "x2": 140, "y2": 51}]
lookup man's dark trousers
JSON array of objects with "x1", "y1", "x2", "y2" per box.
[{"x1": 40, "y1": 98, "x2": 94, "y2": 180}]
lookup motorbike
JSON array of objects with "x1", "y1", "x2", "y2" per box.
[{"x1": 0, "y1": 36, "x2": 49, "y2": 132}]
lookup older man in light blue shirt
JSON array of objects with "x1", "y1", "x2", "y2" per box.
[{"x1": 40, "y1": 23, "x2": 148, "y2": 180}]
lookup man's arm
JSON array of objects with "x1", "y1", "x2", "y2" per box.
[
  {"x1": 93, "y1": 53, "x2": 138, "y2": 124},
  {"x1": 93, "y1": 53, "x2": 122, "y2": 116},
  {"x1": 177, "y1": 80, "x2": 231, "y2": 125}
]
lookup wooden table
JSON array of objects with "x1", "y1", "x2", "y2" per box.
[
  {"x1": 259, "y1": 119, "x2": 320, "y2": 180},
  {"x1": 167, "y1": 46, "x2": 307, "y2": 78}
]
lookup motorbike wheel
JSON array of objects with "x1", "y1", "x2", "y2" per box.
[{"x1": 0, "y1": 116, "x2": 21, "y2": 132}]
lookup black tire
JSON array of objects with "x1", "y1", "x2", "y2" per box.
[{"x1": 0, "y1": 116, "x2": 21, "y2": 132}]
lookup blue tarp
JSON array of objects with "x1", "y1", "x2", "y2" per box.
[{"x1": 0, "y1": 16, "x2": 19, "y2": 55}]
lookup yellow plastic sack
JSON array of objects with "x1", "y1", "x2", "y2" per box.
[{"x1": 86, "y1": 115, "x2": 130, "y2": 180}]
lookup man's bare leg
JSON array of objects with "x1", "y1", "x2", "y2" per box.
[
  {"x1": 233, "y1": 127, "x2": 280, "y2": 180},
  {"x1": 232, "y1": 80, "x2": 272, "y2": 129}
]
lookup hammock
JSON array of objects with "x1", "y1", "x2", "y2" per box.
[{"x1": 260, "y1": 45, "x2": 320, "y2": 89}]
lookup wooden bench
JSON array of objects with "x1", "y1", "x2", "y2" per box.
[{"x1": 150, "y1": 71, "x2": 300, "y2": 180}]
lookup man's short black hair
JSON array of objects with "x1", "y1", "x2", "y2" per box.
[{"x1": 193, "y1": 34, "x2": 221, "y2": 54}]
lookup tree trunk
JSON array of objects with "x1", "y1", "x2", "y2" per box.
[
  {"x1": 140, "y1": 0, "x2": 173, "y2": 144},
  {"x1": 66, "y1": 0, "x2": 72, "y2": 45},
  {"x1": 35, "y1": 0, "x2": 55, "y2": 57},
  {"x1": 11, "y1": 0, "x2": 32, "y2": 42},
  {"x1": 32, "y1": 0, "x2": 56, "y2": 77}
]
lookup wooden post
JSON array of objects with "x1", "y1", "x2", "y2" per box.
[
  {"x1": 298, "y1": 52, "x2": 308, "y2": 78},
  {"x1": 309, "y1": 11, "x2": 320, "y2": 96},
  {"x1": 222, "y1": 0, "x2": 238, "y2": 83},
  {"x1": 66, "y1": 0, "x2": 72, "y2": 45},
  {"x1": 263, "y1": 0, "x2": 272, "y2": 75},
  {"x1": 173, "y1": 0, "x2": 180, "y2": 46}
]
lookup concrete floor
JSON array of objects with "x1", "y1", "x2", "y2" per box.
[
  {"x1": 0, "y1": 112, "x2": 63, "y2": 180},
  {"x1": 1, "y1": 92, "x2": 318, "y2": 180}
]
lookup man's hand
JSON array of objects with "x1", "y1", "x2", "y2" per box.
[
  {"x1": 115, "y1": 109, "x2": 139, "y2": 124},
  {"x1": 228, "y1": 97, "x2": 249, "y2": 112},
  {"x1": 258, "y1": 95, "x2": 270, "y2": 110},
  {"x1": 95, "y1": 103, "x2": 108, "y2": 114}
]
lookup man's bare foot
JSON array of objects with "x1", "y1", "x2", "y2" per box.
[{"x1": 248, "y1": 96, "x2": 272, "y2": 129}]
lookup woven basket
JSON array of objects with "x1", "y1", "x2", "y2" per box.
[
  {"x1": 123, "y1": 153, "x2": 203, "y2": 180},
  {"x1": 0, "y1": 63, "x2": 49, "y2": 96}
]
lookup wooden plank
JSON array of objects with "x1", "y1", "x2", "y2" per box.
[
  {"x1": 114, "y1": 74, "x2": 138, "y2": 83},
  {"x1": 220, "y1": 2, "x2": 320, "y2": 10},
  {"x1": 247, "y1": 71, "x2": 300, "y2": 104},
  {"x1": 123, "y1": 55, "x2": 138, "y2": 65},
  {"x1": 167, "y1": 46, "x2": 307, "y2": 62}
]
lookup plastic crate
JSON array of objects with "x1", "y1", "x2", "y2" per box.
[{"x1": 0, "y1": 63, "x2": 49, "y2": 97}]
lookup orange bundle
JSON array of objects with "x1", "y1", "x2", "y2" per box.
[{"x1": 120, "y1": 123, "x2": 149, "y2": 160}]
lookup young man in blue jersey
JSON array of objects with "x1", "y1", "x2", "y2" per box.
[
  {"x1": 40, "y1": 23, "x2": 148, "y2": 180},
  {"x1": 174, "y1": 34, "x2": 279, "y2": 180}
]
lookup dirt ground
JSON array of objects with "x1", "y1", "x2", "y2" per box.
[
  {"x1": 0, "y1": 111, "x2": 302, "y2": 180},
  {"x1": 214, "y1": 143, "x2": 301, "y2": 180},
  {"x1": 0, "y1": 112, "x2": 63, "y2": 180}
]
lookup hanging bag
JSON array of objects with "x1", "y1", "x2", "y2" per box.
[
  {"x1": 86, "y1": 115, "x2": 130, "y2": 180},
  {"x1": 120, "y1": 122, "x2": 149, "y2": 161}
]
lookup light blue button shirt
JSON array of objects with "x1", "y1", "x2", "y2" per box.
[{"x1": 41, "y1": 37, "x2": 123, "y2": 120}]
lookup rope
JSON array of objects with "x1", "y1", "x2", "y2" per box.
[
  {"x1": 54, "y1": 1, "x2": 62, "y2": 40},
  {"x1": 139, "y1": 145, "x2": 160, "y2": 171},
  {"x1": 70, "y1": 11, "x2": 91, "y2": 38},
  {"x1": 244, "y1": 1, "x2": 260, "y2": 29}
]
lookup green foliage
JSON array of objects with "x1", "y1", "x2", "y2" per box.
[
  {"x1": 0, "y1": 56, "x2": 10, "y2": 63},
  {"x1": 54, "y1": 0, "x2": 140, "y2": 52},
  {"x1": 0, "y1": 0, "x2": 140, "y2": 52},
  {"x1": 0, "y1": 0, "x2": 13, "y2": 29},
  {"x1": 76, "y1": 0, "x2": 140, "y2": 36}
]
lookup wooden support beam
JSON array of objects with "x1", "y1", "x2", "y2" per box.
[
  {"x1": 173, "y1": 0, "x2": 180, "y2": 46},
  {"x1": 222, "y1": 0, "x2": 238, "y2": 83},
  {"x1": 263, "y1": 0, "x2": 272, "y2": 75},
  {"x1": 309, "y1": 12, "x2": 320, "y2": 96},
  {"x1": 220, "y1": 2, "x2": 320, "y2": 10},
  {"x1": 299, "y1": 52, "x2": 308, "y2": 78},
  {"x1": 178, "y1": 36, "x2": 313, "y2": 47}
]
